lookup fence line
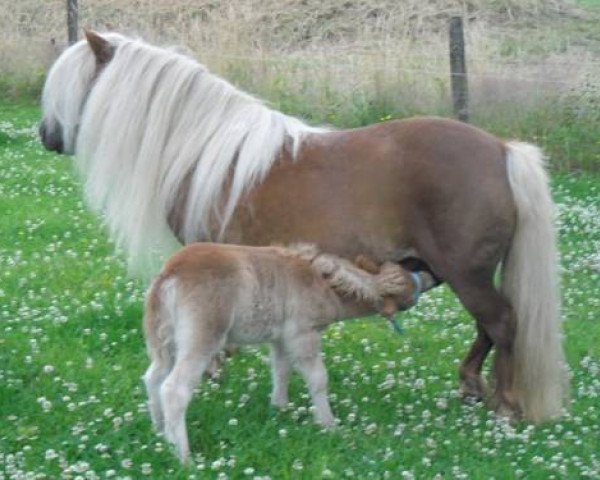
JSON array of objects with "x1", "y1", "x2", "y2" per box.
[
  {"x1": 4, "y1": 40, "x2": 597, "y2": 88},
  {"x1": 13, "y1": 36, "x2": 600, "y2": 67}
]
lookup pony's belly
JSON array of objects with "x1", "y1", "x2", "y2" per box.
[{"x1": 228, "y1": 202, "x2": 414, "y2": 263}]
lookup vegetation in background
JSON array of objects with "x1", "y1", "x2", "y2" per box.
[{"x1": 1, "y1": 0, "x2": 599, "y2": 170}]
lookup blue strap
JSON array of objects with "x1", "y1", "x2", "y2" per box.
[
  {"x1": 389, "y1": 317, "x2": 404, "y2": 334},
  {"x1": 410, "y1": 271, "x2": 422, "y2": 303},
  {"x1": 388, "y1": 272, "x2": 422, "y2": 335}
]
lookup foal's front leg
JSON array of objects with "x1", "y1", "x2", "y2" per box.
[
  {"x1": 287, "y1": 331, "x2": 336, "y2": 428},
  {"x1": 270, "y1": 341, "x2": 291, "y2": 408}
]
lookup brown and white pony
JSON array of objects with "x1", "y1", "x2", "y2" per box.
[
  {"x1": 39, "y1": 31, "x2": 567, "y2": 422},
  {"x1": 144, "y1": 242, "x2": 434, "y2": 461}
]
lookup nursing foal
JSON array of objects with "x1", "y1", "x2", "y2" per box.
[{"x1": 143, "y1": 243, "x2": 433, "y2": 461}]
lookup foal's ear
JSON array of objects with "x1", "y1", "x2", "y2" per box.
[
  {"x1": 84, "y1": 29, "x2": 115, "y2": 65},
  {"x1": 354, "y1": 255, "x2": 381, "y2": 275}
]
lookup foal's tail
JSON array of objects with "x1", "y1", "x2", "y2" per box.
[
  {"x1": 143, "y1": 273, "x2": 176, "y2": 367},
  {"x1": 503, "y1": 142, "x2": 568, "y2": 422}
]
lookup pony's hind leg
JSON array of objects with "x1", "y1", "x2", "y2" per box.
[
  {"x1": 451, "y1": 273, "x2": 519, "y2": 418},
  {"x1": 459, "y1": 326, "x2": 493, "y2": 401},
  {"x1": 287, "y1": 330, "x2": 335, "y2": 427}
]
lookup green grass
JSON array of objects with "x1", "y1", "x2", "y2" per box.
[{"x1": 0, "y1": 104, "x2": 599, "y2": 479}]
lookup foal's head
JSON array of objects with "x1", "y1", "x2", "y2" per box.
[{"x1": 39, "y1": 31, "x2": 121, "y2": 154}]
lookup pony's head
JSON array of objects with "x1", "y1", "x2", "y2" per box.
[{"x1": 39, "y1": 31, "x2": 124, "y2": 154}]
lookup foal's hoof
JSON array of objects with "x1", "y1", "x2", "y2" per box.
[
  {"x1": 315, "y1": 412, "x2": 339, "y2": 430},
  {"x1": 270, "y1": 399, "x2": 290, "y2": 410}
]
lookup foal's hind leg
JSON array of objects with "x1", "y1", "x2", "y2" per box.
[
  {"x1": 451, "y1": 273, "x2": 519, "y2": 418},
  {"x1": 160, "y1": 315, "x2": 225, "y2": 462},
  {"x1": 160, "y1": 350, "x2": 215, "y2": 462},
  {"x1": 144, "y1": 359, "x2": 173, "y2": 432}
]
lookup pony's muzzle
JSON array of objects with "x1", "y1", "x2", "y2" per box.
[{"x1": 39, "y1": 120, "x2": 64, "y2": 154}]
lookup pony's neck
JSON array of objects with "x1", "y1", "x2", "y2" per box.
[{"x1": 281, "y1": 244, "x2": 383, "y2": 317}]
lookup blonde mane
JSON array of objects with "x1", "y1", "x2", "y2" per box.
[{"x1": 51, "y1": 35, "x2": 325, "y2": 274}]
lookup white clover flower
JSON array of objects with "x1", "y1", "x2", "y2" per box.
[
  {"x1": 364, "y1": 423, "x2": 378, "y2": 435},
  {"x1": 45, "y1": 449, "x2": 58, "y2": 461}
]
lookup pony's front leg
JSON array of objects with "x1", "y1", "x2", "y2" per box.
[
  {"x1": 270, "y1": 341, "x2": 291, "y2": 408},
  {"x1": 288, "y1": 331, "x2": 336, "y2": 428}
]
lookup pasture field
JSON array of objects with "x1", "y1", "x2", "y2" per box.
[{"x1": 0, "y1": 102, "x2": 599, "y2": 479}]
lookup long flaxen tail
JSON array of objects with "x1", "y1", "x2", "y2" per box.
[{"x1": 502, "y1": 141, "x2": 568, "y2": 422}]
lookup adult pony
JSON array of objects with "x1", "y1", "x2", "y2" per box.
[{"x1": 39, "y1": 31, "x2": 567, "y2": 422}]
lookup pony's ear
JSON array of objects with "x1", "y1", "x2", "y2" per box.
[{"x1": 84, "y1": 29, "x2": 115, "y2": 65}]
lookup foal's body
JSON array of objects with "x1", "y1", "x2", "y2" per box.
[{"x1": 143, "y1": 243, "x2": 424, "y2": 461}]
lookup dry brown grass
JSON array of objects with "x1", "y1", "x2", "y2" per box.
[{"x1": 1, "y1": 0, "x2": 598, "y2": 133}]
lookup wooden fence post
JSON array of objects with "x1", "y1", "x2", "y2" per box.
[
  {"x1": 67, "y1": 0, "x2": 78, "y2": 45},
  {"x1": 449, "y1": 16, "x2": 469, "y2": 122}
]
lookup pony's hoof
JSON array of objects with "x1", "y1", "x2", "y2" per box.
[
  {"x1": 459, "y1": 377, "x2": 488, "y2": 402},
  {"x1": 492, "y1": 398, "x2": 522, "y2": 423}
]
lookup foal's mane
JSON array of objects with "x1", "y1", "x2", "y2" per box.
[{"x1": 74, "y1": 35, "x2": 325, "y2": 274}]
